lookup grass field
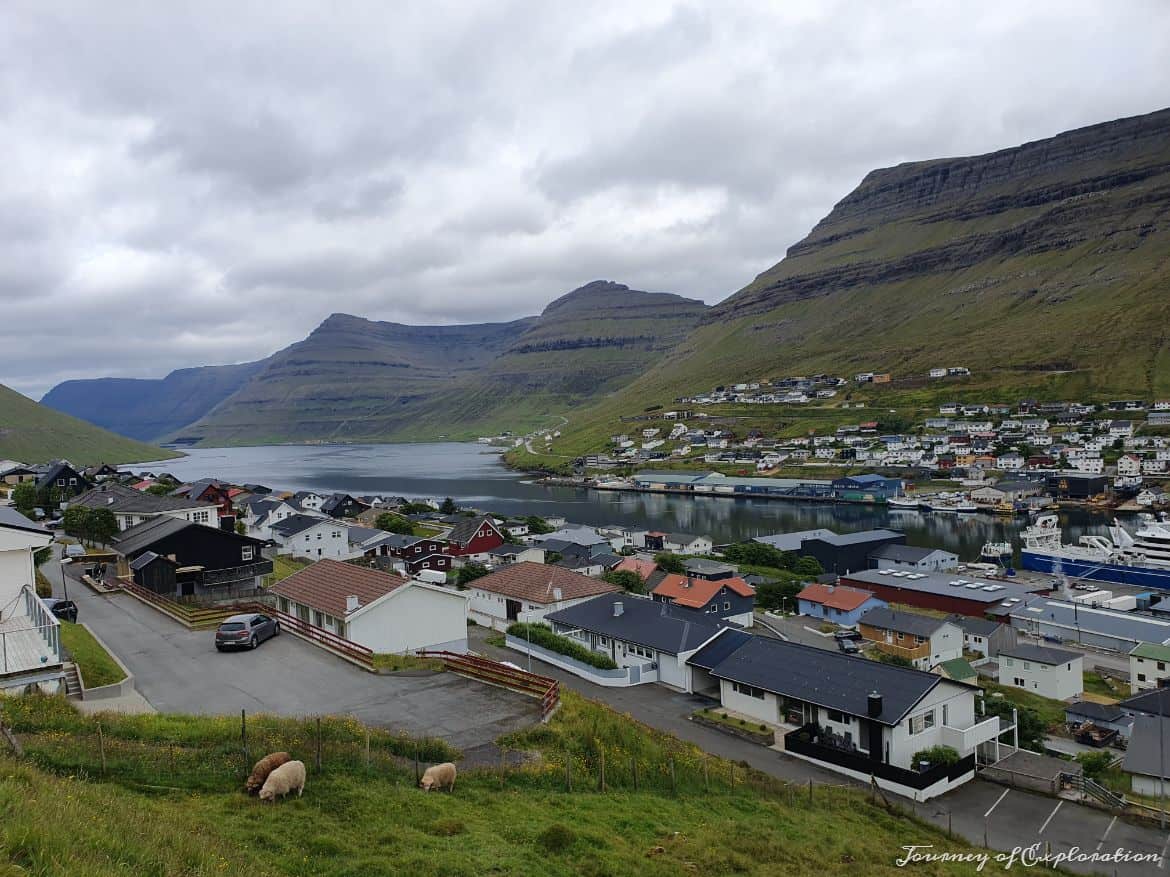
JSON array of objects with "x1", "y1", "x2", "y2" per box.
[
  {"x1": 981, "y1": 681, "x2": 1068, "y2": 731},
  {"x1": 270, "y1": 555, "x2": 312, "y2": 583},
  {"x1": 58, "y1": 622, "x2": 125, "y2": 688},
  {"x1": 0, "y1": 692, "x2": 995, "y2": 876}
]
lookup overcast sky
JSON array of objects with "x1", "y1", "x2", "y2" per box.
[{"x1": 2, "y1": 1, "x2": 1168, "y2": 399}]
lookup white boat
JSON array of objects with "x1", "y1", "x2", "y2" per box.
[
  {"x1": 1019, "y1": 513, "x2": 1170, "y2": 588},
  {"x1": 954, "y1": 498, "x2": 978, "y2": 514},
  {"x1": 886, "y1": 495, "x2": 921, "y2": 511}
]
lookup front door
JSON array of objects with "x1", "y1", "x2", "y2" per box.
[
  {"x1": 180, "y1": 579, "x2": 195, "y2": 597},
  {"x1": 505, "y1": 599, "x2": 521, "y2": 622}
]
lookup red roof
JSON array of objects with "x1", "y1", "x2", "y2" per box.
[
  {"x1": 613, "y1": 557, "x2": 657, "y2": 579},
  {"x1": 651, "y1": 574, "x2": 755, "y2": 609},
  {"x1": 472, "y1": 562, "x2": 619, "y2": 604},
  {"x1": 270, "y1": 559, "x2": 408, "y2": 618},
  {"x1": 795, "y1": 582, "x2": 876, "y2": 612}
]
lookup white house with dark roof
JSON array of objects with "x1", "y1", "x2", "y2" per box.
[
  {"x1": 466, "y1": 562, "x2": 620, "y2": 630},
  {"x1": 1123, "y1": 716, "x2": 1170, "y2": 797},
  {"x1": 998, "y1": 644, "x2": 1083, "y2": 700},
  {"x1": 687, "y1": 631, "x2": 1002, "y2": 800},
  {"x1": 68, "y1": 483, "x2": 218, "y2": 531},
  {"x1": 269, "y1": 514, "x2": 348, "y2": 560}
]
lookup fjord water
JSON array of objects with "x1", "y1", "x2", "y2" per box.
[{"x1": 146, "y1": 442, "x2": 1112, "y2": 561}]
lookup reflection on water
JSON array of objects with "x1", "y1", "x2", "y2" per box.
[{"x1": 146, "y1": 443, "x2": 1117, "y2": 560}]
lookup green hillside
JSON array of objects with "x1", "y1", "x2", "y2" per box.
[
  {"x1": 536, "y1": 107, "x2": 1170, "y2": 465},
  {"x1": 0, "y1": 383, "x2": 178, "y2": 465},
  {"x1": 0, "y1": 692, "x2": 985, "y2": 876}
]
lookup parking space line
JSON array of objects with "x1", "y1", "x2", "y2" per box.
[
  {"x1": 1160, "y1": 832, "x2": 1170, "y2": 869},
  {"x1": 984, "y1": 788, "x2": 1010, "y2": 819},
  {"x1": 1037, "y1": 801, "x2": 1062, "y2": 835},
  {"x1": 1096, "y1": 815, "x2": 1118, "y2": 852}
]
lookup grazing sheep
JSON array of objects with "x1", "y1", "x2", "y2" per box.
[
  {"x1": 259, "y1": 760, "x2": 306, "y2": 802},
  {"x1": 245, "y1": 751, "x2": 291, "y2": 795},
  {"x1": 419, "y1": 762, "x2": 457, "y2": 792}
]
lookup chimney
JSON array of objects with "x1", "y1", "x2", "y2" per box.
[
  {"x1": 867, "y1": 691, "x2": 882, "y2": 718},
  {"x1": 613, "y1": 601, "x2": 624, "y2": 617},
  {"x1": 346, "y1": 595, "x2": 360, "y2": 613},
  {"x1": 552, "y1": 587, "x2": 562, "y2": 602}
]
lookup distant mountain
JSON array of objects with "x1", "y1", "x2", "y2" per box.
[
  {"x1": 0, "y1": 383, "x2": 177, "y2": 465},
  {"x1": 41, "y1": 361, "x2": 265, "y2": 441},
  {"x1": 552, "y1": 107, "x2": 1170, "y2": 455}
]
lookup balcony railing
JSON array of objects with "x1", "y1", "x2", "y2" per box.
[
  {"x1": 939, "y1": 715, "x2": 1003, "y2": 752},
  {"x1": 0, "y1": 586, "x2": 62, "y2": 675},
  {"x1": 197, "y1": 559, "x2": 274, "y2": 587}
]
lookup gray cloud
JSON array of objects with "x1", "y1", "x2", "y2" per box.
[{"x1": 1, "y1": 0, "x2": 1167, "y2": 398}]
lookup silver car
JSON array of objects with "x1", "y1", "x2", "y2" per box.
[{"x1": 215, "y1": 613, "x2": 279, "y2": 651}]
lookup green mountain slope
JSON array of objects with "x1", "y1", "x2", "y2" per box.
[
  {"x1": 0, "y1": 383, "x2": 178, "y2": 465},
  {"x1": 547, "y1": 107, "x2": 1170, "y2": 459},
  {"x1": 40, "y1": 360, "x2": 265, "y2": 442},
  {"x1": 165, "y1": 281, "x2": 708, "y2": 445}
]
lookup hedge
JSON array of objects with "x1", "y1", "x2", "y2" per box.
[{"x1": 507, "y1": 622, "x2": 619, "y2": 670}]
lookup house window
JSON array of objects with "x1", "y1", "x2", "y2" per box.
[
  {"x1": 1160, "y1": 662, "x2": 1167, "y2": 672},
  {"x1": 909, "y1": 710, "x2": 935, "y2": 734},
  {"x1": 627, "y1": 644, "x2": 653, "y2": 659},
  {"x1": 598, "y1": 636, "x2": 609, "y2": 647},
  {"x1": 724, "y1": 601, "x2": 731, "y2": 611},
  {"x1": 1138, "y1": 673, "x2": 1147, "y2": 682},
  {"x1": 827, "y1": 710, "x2": 846, "y2": 724},
  {"x1": 731, "y1": 682, "x2": 766, "y2": 699},
  {"x1": 1013, "y1": 677, "x2": 1025, "y2": 687},
  {"x1": 914, "y1": 636, "x2": 925, "y2": 645},
  {"x1": 313, "y1": 611, "x2": 323, "y2": 626},
  {"x1": 242, "y1": 546, "x2": 254, "y2": 562}
]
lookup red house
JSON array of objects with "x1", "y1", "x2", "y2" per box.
[{"x1": 445, "y1": 515, "x2": 506, "y2": 557}]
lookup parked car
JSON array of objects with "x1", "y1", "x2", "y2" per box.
[
  {"x1": 215, "y1": 613, "x2": 279, "y2": 651},
  {"x1": 833, "y1": 629, "x2": 862, "y2": 642},
  {"x1": 41, "y1": 598, "x2": 78, "y2": 623},
  {"x1": 837, "y1": 638, "x2": 861, "y2": 654}
]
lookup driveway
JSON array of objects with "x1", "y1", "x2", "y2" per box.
[
  {"x1": 46, "y1": 555, "x2": 539, "y2": 752},
  {"x1": 470, "y1": 626, "x2": 1170, "y2": 875}
]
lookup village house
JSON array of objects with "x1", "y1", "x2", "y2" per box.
[
  {"x1": 1129, "y1": 643, "x2": 1170, "y2": 693},
  {"x1": 242, "y1": 496, "x2": 307, "y2": 540},
  {"x1": 1122, "y1": 716, "x2": 1170, "y2": 797},
  {"x1": 113, "y1": 515, "x2": 271, "y2": 598},
  {"x1": 795, "y1": 582, "x2": 886, "y2": 627},
  {"x1": 998, "y1": 644, "x2": 1083, "y2": 700},
  {"x1": 445, "y1": 515, "x2": 506, "y2": 560},
  {"x1": 866, "y1": 544, "x2": 958, "y2": 573},
  {"x1": 649, "y1": 573, "x2": 755, "y2": 626},
  {"x1": 68, "y1": 483, "x2": 219, "y2": 531},
  {"x1": 269, "y1": 514, "x2": 349, "y2": 560},
  {"x1": 466, "y1": 562, "x2": 620, "y2": 630},
  {"x1": 36, "y1": 461, "x2": 91, "y2": 501},
  {"x1": 857, "y1": 607, "x2": 964, "y2": 670},
  {"x1": 0, "y1": 508, "x2": 63, "y2": 694},
  {"x1": 687, "y1": 632, "x2": 1001, "y2": 800},
  {"x1": 270, "y1": 559, "x2": 467, "y2": 653},
  {"x1": 946, "y1": 615, "x2": 1015, "y2": 659}
]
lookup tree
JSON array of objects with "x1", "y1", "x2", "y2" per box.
[
  {"x1": 755, "y1": 579, "x2": 802, "y2": 612},
  {"x1": 398, "y1": 501, "x2": 434, "y2": 515},
  {"x1": 793, "y1": 556, "x2": 824, "y2": 577},
  {"x1": 456, "y1": 562, "x2": 489, "y2": 588},
  {"x1": 983, "y1": 698, "x2": 1046, "y2": 752},
  {"x1": 876, "y1": 651, "x2": 914, "y2": 668},
  {"x1": 146, "y1": 483, "x2": 174, "y2": 496},
  {"x1": 375, "y1": 512, "x2": 414, "y2": 535},
  {"x1": 11, "y1": 482, "x2": 36, "y2": 515},
  {"x1": 603, "y1": 569, "x2": 645, "y2": 594},
  {"x1": 62, "y1": 506, "x2": 93, "y2": 542},
  {"x1": 88, "y1": 508, "x2": 118, "y2": 546},
  {"x1": 439, "y1": 497, "x2": 458, "y2": 515},
  {"x1": 721, "y1": 541, "x2": 787, "y2": 569},
  {"x1": 235, "y1": 520, "x2": 247, "y2": 536},
  {"x1": 654, "y1": 553, "x2": 685, "y2": 574},
  {"x1": 525, "y1": 515, "x2": 554, "y2": 535}
]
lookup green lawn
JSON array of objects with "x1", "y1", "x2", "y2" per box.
[
  {"x1": 0, "y1": 692, "x2": 994, "y2": 876},
  {"x1": 269, "y1": 555, "x2": 311, "y2": 583},
  {"x1": 58, "y1": 621, "x2": 125, "y2": 688},
  {"x1": 980, "y1": 681, "x2": 1068, "y2": 731},
  {"x1": 1082, "y1": 671, "x2": 1122, "y2": 702},
  {"x1": 371, "y1": 653, "x2": 445, "y2": 672}
]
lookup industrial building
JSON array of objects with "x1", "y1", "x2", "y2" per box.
[
  {"x1": 838, "y1": 569, "x2": 1046, "y2": 618},
  {"x1": 754, "y1": 529, "x2": 905, "y2": 575},
  {"x1": 1008, "y1": 597, "x2": 1170, "y2": 654}
]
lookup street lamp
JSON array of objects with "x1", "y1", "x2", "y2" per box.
[{"x1": 58, "y1": 556, "x2": 70, "y2": 602}]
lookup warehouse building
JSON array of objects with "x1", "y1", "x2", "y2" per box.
[
  {"x1": 838, "y1": 569, "x2": 1046, "y2": 618},
  {"x1": 1007, "y1": 597, "x2": 1170, "y2": 654}
]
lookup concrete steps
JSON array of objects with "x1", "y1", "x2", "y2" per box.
[{"x1": 63, "y1": 663, "x2": 83, "y2": 698}]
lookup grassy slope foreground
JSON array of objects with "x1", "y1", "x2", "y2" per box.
[
  {"x1": 0, "y1": 692, "x2": 988, "y2": 876},
  {"x1": 0, "y1": 383, "x2": 179, "y2": 466},
  {"x1": 542, "y1": 107, "x2": 1170, "y2": 465}
]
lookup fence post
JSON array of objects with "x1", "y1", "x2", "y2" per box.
[
  {"x1": 315, "y1": 718, "x2": 322, "y2": 773},
  {"x1": 240, "y1": 709, "x2": 248, "y2": 774},
  {"x1": 599, "y1": 747, "x2": 606, "y2": 793},
  {"x1": 97, "y1": 722, "x2": 106, "y2": 776},
  {"x1": 414, "y1": 745, "x2": 421, "y2": 786},
  {"x1": 500, "y1": 749, "x2": 506, "y2": 789},
  {"x1": 565, "y1": 750, "x2": 571, "y2": 793},
  {"x1": 808, "y1": 778, "x2": 813, "y2": 806},
  {"x1": 631, "y1": 756, "x2": 638, "y2": 792},
  {"x1": 670, "y1": 758, "x2": 676, "y2": 796},
  {"x1": 730, "y1": 762, "x2": 734, "y2": 789},
  {"x1": 703, "y1": 756, "x2": 709, "y2": 793},
  {"x1": 365, "y1": 727, "x2": 371, "y2": 772}
]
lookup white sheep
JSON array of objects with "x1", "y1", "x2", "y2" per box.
[
  {"x1": 419, "y1": 762, "x2": 457, "y2": 792},
  {"x1": 259, "y1": 759, "x2": 306, "y2": 802}
]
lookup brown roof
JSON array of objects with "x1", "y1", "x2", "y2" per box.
[
  {"x1": 613, "y1": 557, "x2": 657, "y2": 579},
  {"x1": 795, "y1": 582, "x2": 876, "y2": 612},
  {"x1": 472, "y1": 562, "x2": 619, "y2": 604},
  {"x1": 270, "y1": 558, "x2": 407, "y2": 618},
  {"x1": 651, "y1": 574, "x2": 755, "y2": 609}
]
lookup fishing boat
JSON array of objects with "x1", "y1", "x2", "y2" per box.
[
  {"x1": 886, "y1": 495, "x2": 921, "y2": 511},
  {"x1": 1018, "y1": 513, "x2": 1170, "y2": 589}
]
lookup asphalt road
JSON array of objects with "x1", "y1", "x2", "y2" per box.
[
  {"x1": 470, "y1": 626, "x2": 1170, "y2": 875},
  {"x1": 46, "y1": 555, "x2": 539, "y2": 752}
]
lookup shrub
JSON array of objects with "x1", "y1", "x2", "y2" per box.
[
  {"x1": 654, "y1": 553, "x2": 684, "y2": 574},
  {"x1": 1076, "y1": 751, "x2": 1114, "y2": 780},
  {"x1": 911, "y1": 745, "x2": 960, "y2": 768},
  {"x1": 536, "y1": 824, "x2": 576, "y2": 853},
  {"x1": 506, "y1": 623, "x2": 618, "y2": 671}
]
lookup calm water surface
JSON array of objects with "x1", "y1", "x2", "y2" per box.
[{"x1": 144, "y1": 443, "x2": 1118, "y2": 561}]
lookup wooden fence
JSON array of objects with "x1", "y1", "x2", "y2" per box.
[{"x1": 417, "y1": 650, "x2": 560, "y2": 720}]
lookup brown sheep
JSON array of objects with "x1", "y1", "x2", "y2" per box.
[
  {"x1": 259, "y1": 760, "x2": 306, "y2": 802},
  {"x1": 245, "y1": 751, "x2": 291, "y2": 795},
  {"x1": 419, "y1": 762, "x2": 457, "y2": 792}
]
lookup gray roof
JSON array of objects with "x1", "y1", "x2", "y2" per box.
[
  {"x1": 859, "y1": 606, "x2": 952, "y2": 637},
  {"x1": 1064, "y1": 700, "x2": 1128, "y2": 724},
  {"x1": 270, "y1": 514, "x2": 334, "y2": 538},
  {"x1": 112, "y1": 516, "x2": 192, "y2": 555},
  {"x1": 69, "y1": 483, "x2": 214, "y2": 515},
  {"x1": 683, "y1": 558, "x2": 736, "y2": 575},
  {"x1": 0, "y1": 506, "x2": 49, "y2": 535},
  {"x1": 1120, "y1": 688, "x2": 1170, "y2": 718},
  {"x1": 845, "y1": 568, "x2": 1041, "y2": 605},
  {"x1": 1123, "y1": 716, "x2": 1170, "y2": 777},
  {"x1": 1008, "y1": 598, "x2": 1170, "y2": 644},
  {"x1": 693, "y1": 634, "x2": 945, "y2": 726},
  {"x1": 447, "y1": 515, "x2": 499, "y2": 546},
  {"x1": 946, "y1": 615, "x2": 1002, "y2": 637},
  {"x1": 129, "y1": 551, "x2": 171, "y2": 571},
  {"x1": 868, "y1": 544, "x2": 952, "y2": 563},
  {"x1": 999, "y1": 644, "x2": 1081, "y2": 665},
  {"x1": 753, "y1": 528, "x2": 902, "y2": 551},
  {"x1": 687, "y1": 628, "x2": 753, "y2": 670},
  {"x1": 545, "y1": 594, "x2": 731, "y2": 656}
]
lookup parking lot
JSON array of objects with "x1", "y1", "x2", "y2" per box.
[{"x1": 47, "y1": 558, "x2": 540, "y2": 752}]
